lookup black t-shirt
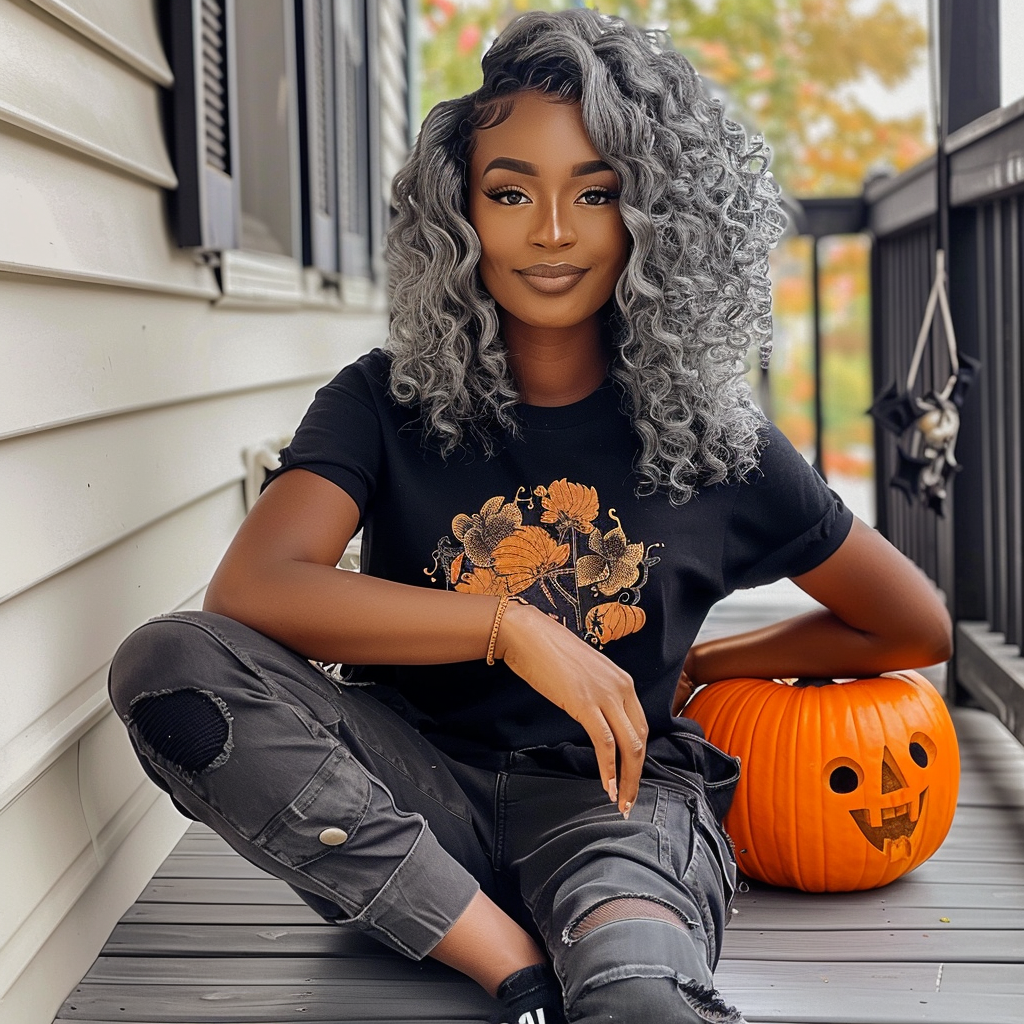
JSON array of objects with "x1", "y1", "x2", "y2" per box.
[{"x1": 264, "y1": 348, "x2": 853, "y2": 766}]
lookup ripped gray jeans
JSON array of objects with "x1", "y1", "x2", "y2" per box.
[{"x1": 108, "y1": 611, "x2": 743, "y2": 1024}]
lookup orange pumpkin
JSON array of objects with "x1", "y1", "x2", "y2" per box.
[{"x1": 684, "y1": 671, "x2": 960, "y2": 891}]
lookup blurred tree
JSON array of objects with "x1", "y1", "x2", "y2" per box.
[
  {"x1": 768, "y1": 236, "x2": 816, "y2": 453},
  {"x1": 819, "y1": 235, "x2": 872, "y2": 477},
  {"x1": 417, "y1": 0, "x2": 931, "y2": 197}
]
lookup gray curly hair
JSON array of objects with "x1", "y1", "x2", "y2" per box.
[{"x1": 385, "y1": 8, "x2": 786, "y2": 503}]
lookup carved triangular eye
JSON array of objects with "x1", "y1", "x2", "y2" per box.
[{"x1": 881, "y1": 746, "x2": 908, "y2": 793}]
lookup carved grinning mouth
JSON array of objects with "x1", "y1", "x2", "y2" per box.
[{"x1": 849, "y1": 789, "x2": 928, "y2": 851}]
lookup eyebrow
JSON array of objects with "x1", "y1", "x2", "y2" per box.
[{"x1": 481, "y1": 157, "x2": 614, "y2": 177}]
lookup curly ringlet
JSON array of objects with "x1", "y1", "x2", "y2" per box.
[{"x1": 385, "y1": 8, "x2": 786, "y2": 504}]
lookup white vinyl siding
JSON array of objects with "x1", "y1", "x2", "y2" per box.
[{"x1": 0, "y1": 1, "x2": 405, "y2": 1020}]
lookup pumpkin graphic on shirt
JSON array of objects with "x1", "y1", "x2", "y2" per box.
[{"x1": 426, "y1": 480, "x2": 661, "y2": 648}]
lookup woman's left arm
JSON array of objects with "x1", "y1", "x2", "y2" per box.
[{"x1": 677, "y1": 518, "x2": 953, "y2": 710}]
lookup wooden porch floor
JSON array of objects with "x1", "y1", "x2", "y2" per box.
[{"x1": 55, "y1": 584, "x2": 1024, "y2": 1024}]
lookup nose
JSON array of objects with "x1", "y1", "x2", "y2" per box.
[{"x1": 528, "y1": 195, "x2": 577, "y2": 249}]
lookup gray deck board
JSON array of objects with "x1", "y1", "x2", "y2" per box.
[
  {"x1": 54, "y1": 587, "x2": 1024, "y2": 1023},
  {"x1": 50, "y1": 986, "x2": 1024, "y2": 1024},
  {"x1": 152, "y1": 854, "x2": 1024, "y2": 885},
  {"x1": 57, "y1": 983, "x2": 498, "y2": 1022},
  {"x1": 119, "y1": 905, "x2": 323, "y2": 926},
  {"x1": 118, "y1": 900, "x2": 1024, "y2": 931}
]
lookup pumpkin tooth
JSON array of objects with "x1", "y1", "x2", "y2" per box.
[
  {"x1": 850, "y1": 800, "x2": 921, "y2": 852},
  {"x1": 910, "y1": 788, "x2": 928, "y2": 822}
]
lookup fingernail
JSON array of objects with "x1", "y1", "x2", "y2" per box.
[
  {"x1": 608, "y1": 778, "x2": 617, "y2": 803},
  {"x1": 623, "y1": 801, "x2": 632, "y2": 820}
]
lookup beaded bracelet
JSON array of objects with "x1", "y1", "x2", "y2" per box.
[
  {"x1": 486, "y1": 594, "x2": 510, "y2": 666},
  {"x1": 490, "y1": 592, "x2": 534, "y2": 665}
]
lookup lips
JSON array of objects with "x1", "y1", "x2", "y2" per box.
[
  {"x1": 518, "y1": 263, "x2": 587, "y2": 278},
  {"x1": 516, "y1": 264, "x2": 588, "y2": 294}
]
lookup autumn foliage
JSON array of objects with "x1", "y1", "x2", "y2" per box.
[{"x1": 418, "y1": 0, "x2": 931, "y2": 197}]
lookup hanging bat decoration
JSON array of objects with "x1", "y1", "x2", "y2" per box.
[{"x1": 868, "y1": 250, "x2": 979, "y2": 516}]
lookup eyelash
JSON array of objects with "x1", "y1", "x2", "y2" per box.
[{"x1": 483, "y1": 186, "x2": 620, "y2": 206}]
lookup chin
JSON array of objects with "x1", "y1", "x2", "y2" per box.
[{"x1": 498, "y1": 297, "x2": 605, "y2": 329}]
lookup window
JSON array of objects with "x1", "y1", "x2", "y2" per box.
[
  {"x1": 335, "y1": 0, "x2": 372, "y2": 279},
  {"x1": 164, "y1": 0, "x2": 408, "y2": 282},
  {"x1": 234, "y1": 0, "x2": 301, "y2": 258}
]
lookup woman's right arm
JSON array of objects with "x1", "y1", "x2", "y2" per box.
[
  {"x1": 205, "y1": 468, "x2": 502, "y2": 665},
  {"x1": 203, "y1": 469, "x2": 646, "y2": 811}
]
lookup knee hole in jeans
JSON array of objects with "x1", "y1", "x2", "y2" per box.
[
  {"x1": 569, "y1": 974, "x2": 745, "y2": 1024},
  {"x1": 563, "y1": 894, "x2": 697, "y2": 945},
  {"x1": 678, "y1": 980, "x2": 745, "y2": 1023},
  {"x1": 129, "y1": 688, "x2": 232, "y2": 772},
  {"x1": 570, "y1": 976, "x2": 744, "y2": 1024}
]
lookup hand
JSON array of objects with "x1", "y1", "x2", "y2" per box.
[
  {"x1": 496, "y1": 601, "x2": 648, "y2": 816},
  {"x1": 671, "y1": 666, "x2": 697, "y2": 717}
]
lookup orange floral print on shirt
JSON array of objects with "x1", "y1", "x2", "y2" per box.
[
  {"x1": 452, "y1": 495, "x2": 523, "y2": 567},
  {"x1": 575, "y1": 510, "x2": 645, "y2": 597},
  {"x1": 454, "y1": 565, "x2": 510, "y2": 597},
  {"x1": 537, "y1": 479, "x2": 599, "y2": 538},
  {"x1": 426, "y1": 482, "x2": 661, "y2": 648}
]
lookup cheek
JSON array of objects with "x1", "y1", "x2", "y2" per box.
[
  {"x1": 603, "y1": 221, "x2": 631, "y2": 276},
  {"x1": 473, "y1": 218, "x2": 515, "y2": 279},
  {"x1": 475, "y1": 261, "x2": 503, "y2": 304}
]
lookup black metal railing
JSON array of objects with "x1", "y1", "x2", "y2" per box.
[
  {"x1": 973, "y1": 194, "x2": 1024, "y2": 651},
  {"x1": 864, "y1": 90, "x2": 1024, "y2": 735},
  {"x1": 868, "y1": 211, "x2": 954, "y2": 600}
]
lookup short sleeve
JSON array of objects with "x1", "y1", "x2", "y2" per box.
[
  {"x1": 261, "y1": 351, "x2": 388, "y2": 518},
  {"x1": 723, "y1": 422, "x2": 854, "y2": 591}
]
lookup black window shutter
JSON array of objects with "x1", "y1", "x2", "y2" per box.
[
  {"x1": 166, "y1": 0, "x2": 240, "y2": 250},
  {"x1": 335, "y1": 0, "x2": 373, "y2": 280},
  {"x1": 295, "y1": 0, "x2": 338, "y2": 271}
]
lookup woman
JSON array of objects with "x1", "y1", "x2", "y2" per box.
[{"x1": 109, "y1": 10, "x2": 951, "y2": 1023}]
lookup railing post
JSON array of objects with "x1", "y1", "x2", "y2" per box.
[
  {"x1": 868, "y1": 231, "x2": 887, "y2": 536},
  {"x1": 938, "y1": 1, "x2": 1000, "y2": 631},
  {"x1": 810, "y1": 237, "x2": 825, "y2": 479}
]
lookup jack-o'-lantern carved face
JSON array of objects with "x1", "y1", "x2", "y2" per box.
[
  {"x1": 685, "y1": 671, "x2": 960, "y2": 891},
  {"x1": 825, "y1": 734, "x2": 936, "y2": 863}
]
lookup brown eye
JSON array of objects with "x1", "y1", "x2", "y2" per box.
[
  {"x1": 579, "y1": 187, "x2": 621, "y2": 206},
  {"x1": 484, "y1": 187, "x2": 530, "y2": 206}
]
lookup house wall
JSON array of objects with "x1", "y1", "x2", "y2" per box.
[{"x1": 0, "y1": 2, "x2": 392, "y2": 1020}]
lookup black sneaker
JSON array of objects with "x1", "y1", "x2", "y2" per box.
[
  {"x1": 492, "y1": 963, "x2": 566, "y2": 1024},
  {"x1": 500, "y1": 1012, "x2": 554, "y2": 1024}
]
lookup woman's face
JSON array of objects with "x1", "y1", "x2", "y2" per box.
[{"x1": 467, "y1": 91, "x2": 631, "y2": 335}]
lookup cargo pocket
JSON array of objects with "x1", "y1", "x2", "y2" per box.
[{"x1": 253, "y1": 744, "x2": 371, "y2": 870}]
